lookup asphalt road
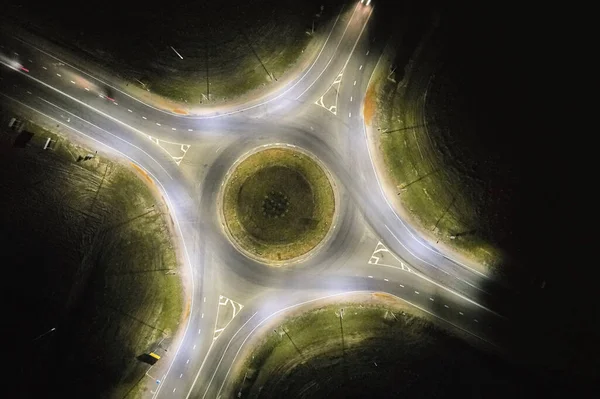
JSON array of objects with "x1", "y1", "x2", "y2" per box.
[{"x1": 0, "y1": 2, "x2": 515, "y2": 398}]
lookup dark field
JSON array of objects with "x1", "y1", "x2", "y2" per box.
[{"x1": 0, "y1": 114, "x2": 182, "y2": 397}]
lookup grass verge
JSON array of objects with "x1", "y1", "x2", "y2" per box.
[
  {"x1": 368, "y1": 21, "x2": 503, "y2": 273},
  {"x1": 0, "y1": 112, "x2": 183, "y2": 398},
  {"x1": 232, "y1": 295, "x2": 527, "y2": 398},
  {"x1": 223, "y1": 147, "x2": 335, "y2": 263}
]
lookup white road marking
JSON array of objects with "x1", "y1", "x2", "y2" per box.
[
  {"x1": 26, "y1": 91, "x2": 31, "y2": 94},
  {"x1": 128, "y1": 109, "x2": 133, "y2": 112},
  {"x1": 459, "y1": 312, "x2": 464, "y2": 316},
  {"x1": 359, "y1": 64, "x2": 363, "y2": 70},
  {"x1": 350, "y1": 96, "x2": 353, "y2": 102},
  {"x1": 349, "y1": 112, "x2": 352, "y2": 117},
  {"x1": 444, "y1": 304, "x2": 449, "y2": 308},
  {"x1": 429, "y1": 297, "x2": 434, "y2": 301},
  {"x1": 84, "y1": 87, "x2": 89, "y2": 91},
  {"x1": 193, "y1": 345, "x2": 196, "y2": 349},
  {"x1": 368, "y1": 275, "x2": 373, "y2": 278},
  {"x1": 366, "y1": 50, "x2": 369, "y2": 55},
  {"x1": 186, "y1": 359, "x2": 190, "y2": 364},
  {"x1": 384, "y1": 278, "x2": 389, "y2": 282},
  {"x1": 180, "y1": 374, "x2": 183, "y2": 378},
  {"x1": 188, "y1": 128, "x2": 193, "y2": 131},
  {"x1": 70, "y1": 80, "x2": 76, "y2": 84},
  {"x1": 474, "y1": 319, "x2": 479, "y2": 323},
  {"x1": 56, "y1": 73, "x2": 61, "y2": 77},
  {"x1": 142, "y1": 116, "x2": 147, "y2": 119},
  {"x1": 156, "y1": 123, "x2": 161, "y2": 126},
  {"x1": 353, "y1": 80, "x2": 357, "y2": 85},
  {"x1": 201, "y1": 313, "x2": 204, "y2": 318},
  {"x1": 173, "y1": 388, "x2": 176, "y2": 393},
  {"x1": 113, "y1": 102, "x2": 118, "y2": 105},
  {"x1": 42, "y1": 66, "x2": 47, "y2": 70},
  {"x1": 399, "y1": 284, "x2": 404, "y2": 288},
  {"x1": 198, "y1": 329, "x2": 201, "y2": 334},
  {"x1": 414, "y1": 291, "x2": 419, "y2": 294},
  {"x1": 172, "y1": 127, "x2": 176, "y2": 130},
  {"x1": 204, "y1": 297, "x2": 206, "y2": 302}
]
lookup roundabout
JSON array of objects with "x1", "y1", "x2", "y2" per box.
[{"x1": 221, "y1": 146, "x2": 336, "y2": 264}]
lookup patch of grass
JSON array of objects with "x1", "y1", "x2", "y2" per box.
[
  {"x1": 234, "y1": 300, "x2": 526, "y2": 398},
  {"x1": 223, "y1": 148, "x2": 335, "y2": 263},
  {"x1": 370, "y1": 34, "x2": 503, "y2": 272},
  {"x1": 0, "y1": 111, "x2": 183, "y2": 398}
]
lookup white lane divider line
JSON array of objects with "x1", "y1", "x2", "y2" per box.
[
  {"x1": 444, "y1": 304, "x2": 449, "y2": 308},
  {"x1": 188, "y1": 128, "x2": 193, "y2": 131},
  {"x1": 414, "y1": 291, "x2": 420, "y2": 295},
  {"x1": 84, "y1": 87, "x2": 89, "y2": 91},
  {"x1": 366, "y1": 50, "x2": 369, "y2": 55},
  {"x1": 349, "y1": 112, "x2": 352, "y2": 118},
  {"x1": 56, "y1": 73, "x2": 61, "y2": 77},
  {"x1": 399, "y1": 284, "x2": 404, "y2": 288},
  {"x1": 180, "y1": 374, "x2": 183, "y2": 379},
  {"x1": 186, "y1": 359, "x2": 190, "y2": 364},
  {"x1": 429, "y1": 297, "x2": 434, "y2": 301},
  {"x1": 350, "y1": 96, "x2": 353, "y2": 102},
  {"x1": 173, "y1": 388, "x2": 176, "y2": 393},
  {"x1": 201, "y1": 313, "x2": 204, "y2": 318},
  {"x1": 353, "y1": 80, "x2": 357, "y2": 85},
  {"x1": 156, "y1": 122, "x2": 161, "y2": 126},
  {"x1": 198, "y1": 329, "x2": 201, "y2": 334},
  {"x1": 172, "y1": 127, "x2": 176, "y2": 130},
  {"x1": 70, "y1": 80, "x2": 76, "y2": 84},
  {"x1": 204, "y1": 297, "x2": 206, "y2": 303},
  {"x1": 368, "y1": 275, "x2": 373, "y2": 278},
  {"x1": 113, "y1": 102, "x2": 118, "y2": 105},
  {"x1": 142, "y1": 116, "x2": 147, "y2": 119},
  {"x1": 42, "y1": 66, "x2": 47, "y2": 70},
  {"x1": 128, "y1": 109, "x2": 133, "y2": 112},
  {"x1": 26, "y1": 91, "x2": 31, "y2": 95},
  {"x1": 193, "y1": 345, "x2": 196, "y2": 349},
  {"x1": 474, "y1": 319, "x2": 479, "y2": 323},
  {"x1": 359, "y1": 64, "x2": 363, "y2": 70},
  {"x1": 384, "y1": 278, "x2": 389, "y2": 282},
  {"x1": 459, "y1": 312, "x2": 464, "y2": 316}
]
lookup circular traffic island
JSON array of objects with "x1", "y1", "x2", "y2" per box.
[{"x1": 222, "y1": 147, "x2": 335, "y2": 264}]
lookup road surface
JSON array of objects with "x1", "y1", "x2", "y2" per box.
[{"x1": 0, "y1": 2, "x2": 514, "y2": 398}]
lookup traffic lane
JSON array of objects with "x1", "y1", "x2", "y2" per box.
[
  {"x1": 0, "y1": 56, "x2": 198, "y2": 142},
  {"x1": 1, "y1": 1, "x2": 353, "y2": 121},
  {"x1": 195, "y1": 282, "x2": 505, "y2": 399}
]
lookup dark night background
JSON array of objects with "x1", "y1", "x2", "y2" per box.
[{"x1": 1, "y1": 0, "x2": 595, "y2": 397}]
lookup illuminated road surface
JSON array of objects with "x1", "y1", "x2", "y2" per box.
[{"x1": 0, "y1": 2, "x2": 512, "y2": 398}]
